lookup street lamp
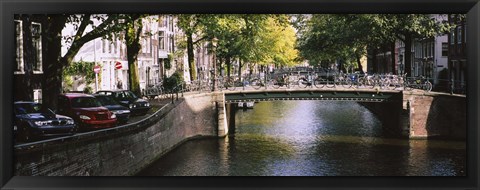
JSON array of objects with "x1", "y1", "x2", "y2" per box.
[{"x1": 211, "y1": 37, "x2": 218, "y2": 92}]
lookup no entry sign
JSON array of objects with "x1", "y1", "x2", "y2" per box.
[
  {"x1": 93, "y1": 65, "x2": 101, "y2": 74},
  {"x1": 115, "y1": 62, "x2": 123, "y2": 70}
]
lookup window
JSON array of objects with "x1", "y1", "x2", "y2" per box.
[
  {"x1": 450, "y1": 28, "x2": 455, "y2": 44},
  {"x1": 457, "y1": 26, "x2": 462, "y2": 44},
  {"x1": 146, "y1": 37, "x2": 151, "y2": 54},
  {"x1": 102, "y1": 39, "x2": 106, "y2": 53},
  {"x1": 428, "y1": 42, "x2": 433, "y2": 57},
  {"x1": 33, "y1": 89, "x2": 42, "y2": 103},
  {"x1": 114, "y1": 37, "x2": 117, "y2": 54},
  {"x1": 159, "y1": 31, "x2": 165, "y2": 50},
  {"x1": 158, "y1": 17, "x2": 165, "y2": 28},
  {"x1": 32, "y1": 22, "x2": 42, "y2": 73},
  {"x1": 442, "y1": 43, "x2": 448, "y2": 57},
  {"x1": 14, "y1": 20, "x2": 24, "y2": 74},
  {"x1": 170, "y1": 34, "x2": 175, "y2": 52}
]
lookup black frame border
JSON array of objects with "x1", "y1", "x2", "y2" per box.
[{"x1": 1, "y1": 0, "x2": 479, "y2": 189}]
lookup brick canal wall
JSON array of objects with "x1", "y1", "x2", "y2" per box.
[
  {"x1": 14, "y1": 93, "x2": 219, "y2": 176},
  {"x1": 362, "y1": 92, "x2": 466, "y2": 139},
  {"x1": 403, "y1": 92, "x2": 466, "y2": 140}
]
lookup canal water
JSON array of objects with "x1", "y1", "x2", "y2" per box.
[{"x1": 137, "y1": 101, "x2": 466, "y2": 176}]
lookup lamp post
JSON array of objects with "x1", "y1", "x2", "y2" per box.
[{"x1": 211, "y1": 37, "x2": 218, "y2": 92}]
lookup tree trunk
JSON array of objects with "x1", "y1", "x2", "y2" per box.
[
  {"x1": 372, "y1": 48, "x2": 378, "y2": 73},
  {"x1": 126, "y1": 18, "x2": 142, "y2": 97},
  {"x1": 226, "y1": 56, "x2": 231, "y2": 78},
  {"x1": 238, "y1": 59, "x2": 243, "y2": 80},
  {"x1": 404, "y1": 33, "x2": 412, "y2": 77},
  {"x1": 391, "y1": 41, "x2": 397, "y2": 75},
  {"x1": 355, "y1": 53, "x2": 364, "y2": 74},
  {"x1": 187, "y1": 33, "x2": 196, "y2": 81},
  {"x1": 42, "y1": 15, "x2": 68, "y2": 110}
]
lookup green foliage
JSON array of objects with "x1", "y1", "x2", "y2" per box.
[
  {"x1": 165, "y1": 54, "x2": 173, "y2": 70},
  {"x1": 295, "y1": 14, "x2": 453, "y2": 71},
  {"x1": 163, "y1": 71, "x2": 184, "y2": 92},
  {"x1": 62, "y1": 61, "x2": 96, "y2": 84}
]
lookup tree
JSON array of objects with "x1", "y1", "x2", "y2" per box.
[
  {"x1": 41, "y1": 14, "x2": 128, "y2": 109},
  {"x1": 123, "y1": 14, "x2": 148, "y2": 97},
  {"x1": 383, "y1": 14, "x2": 452, "y2": 77},
  {"x1": 295, "y1": 14, "x2": 452, "y2": 75},
  {"x1": 296, "y1": 14, "x2": 391, "y2": 72},
  {"x1": 62, "y1": 61, "x2": 96, "y2": 92},
  {"x1": 176, "y1": 14, "x2": 213, "y2": 81}
]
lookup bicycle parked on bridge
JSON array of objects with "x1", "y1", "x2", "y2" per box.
[
  {"x1": 366, "y1": 73, "x2": 390, "y2": 89},
  {"x1": 272, "y1": 73, "x2": 294, "y2": 89},
  {"x1": 297, "y1": 72, "x2": 316, "y2": 88},
  {"x1": 404, "y1": 76, "x2": 432, "y2": 92}
]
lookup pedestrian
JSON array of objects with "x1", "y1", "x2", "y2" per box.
[{"x1": 117, "y1": 78, "x2": 123, "y2": 89}]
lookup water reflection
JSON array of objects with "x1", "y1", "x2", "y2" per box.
[{"x1": 137, "y1": 101, "x2": 466, "y2": 176}]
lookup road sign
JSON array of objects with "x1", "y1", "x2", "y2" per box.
[
  {"x1": 93, "y1": 65, "x2": 101, "y2": 74},
  {"x1": 115, "y1": 62, "x2": 122, "y2": 70}
]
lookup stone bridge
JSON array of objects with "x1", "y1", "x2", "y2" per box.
[{"x1": 215, "y1": 87, "x2": 466, "y2": 140}]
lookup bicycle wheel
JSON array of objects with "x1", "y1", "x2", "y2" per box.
[
  {"x1": 325, "y1": 77, "x2": 335, "y2": 88},
  {"x1": 388, "y1": 79, "x2": 398, "y2": 90},
  {"x1": 267, "y1": 79, "x2": 275, "y2": 89},
  {"x1": 298, "y1": 78, "x2": 308, "y2": 88},
  {"x1": 424, "y1": 81, "x2": 432, "y2": 92},
  {"x1": 380, "y1": 79, "x2": 390, "y2": 89},
  {"x1": 368, "y1": 78, "x2": 376, "y2": 89},
  {"x1": 342, "y1": 78, "x2": 352, "y2": 88},
  {"x1": 251, "y1": 78, "x2": 263, "y2": 90},
  {"x1": 404, "y1": 80, "x2": 413, "y2": 91},
  {"x1": 356, "y1": 77, "x2": 365, "y2": 88},
  {"x1": 272, "y1": 79, "x2": 281, "y2": 89},
  {"x1": 227, "y1": 80, "x2": 236, "y2": 91},
  {"x1": 314, "y1": 78, "x2": 325, "y2": 88},
  {"x1": 288, "y1": 80, "x2": 296, "y2": 89}
]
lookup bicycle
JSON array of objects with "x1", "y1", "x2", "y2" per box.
[
  {"x1": 325, "y1": 70, "x2": 337, "y2": 88},
  {"x1": 404, "y1": 76, "x2": 432, "y2": 92},
  {"x1": 272, "y1": 73, "x2": 291, "y2": 89},
  {"x1": 297, "y1": 72, "x2": 316, "y2": 88}
]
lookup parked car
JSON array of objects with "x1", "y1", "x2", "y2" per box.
[
  {"x1": 14, "y1": 101, "x2": 76, "y2": 142},
  {"x1": 95, "y1": 90, "x2": 151, "y2": 116},
  {"x1": 92, "y1": 94, "x2": 130, "y2": 124},
  {"x1": 57, "y1": 93, "x2": 117, "y2": 131}
]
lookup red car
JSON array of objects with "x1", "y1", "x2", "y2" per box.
[{"x1": 57, "y1": 93, "x2": 117, "y2": 131}]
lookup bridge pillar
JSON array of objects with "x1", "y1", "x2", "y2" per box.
[{"x1": 213, "y1": 92, "x2": 228, "y2": 137}]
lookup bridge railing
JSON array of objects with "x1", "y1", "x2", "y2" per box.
[{"x1": 145, "y1": 73, "x2": 466, "y2": 96}]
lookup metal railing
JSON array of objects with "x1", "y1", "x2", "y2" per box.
[{"x1": 173, "y1": 72, "x2": 466, "y2": 95}]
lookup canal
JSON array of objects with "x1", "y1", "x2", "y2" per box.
[{"x1": 137, "y1": 101, "x2": 466, "y2": 176}]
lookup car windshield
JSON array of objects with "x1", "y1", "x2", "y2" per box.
[
  {"x1": 115, "y1": 91, "x2": 138, "y2": 100},
  {"x1": 95, "y1": 96, "x2": 118, "y2": 106},
  {"x1": 15, "y1": 103, "x2": 54, "y2": 115},
  {"x1": 71, "y1": 97, "x2": 102, "y2": 108}
]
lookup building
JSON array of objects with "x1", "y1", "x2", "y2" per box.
[
  {"x1": 66, "y1": 15, "x2": 186, "y2": 94},
  {"x1": 447, "y1": 14, "x2": 467, "y2": 93},
  {"x1": 371, "y1": 14, "x2": 449, "y2": 88},
  {"x1": 14, "y1": 15, "x2": 45, "y2": 103}
]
